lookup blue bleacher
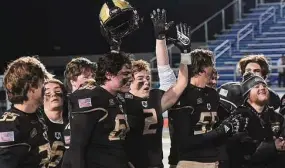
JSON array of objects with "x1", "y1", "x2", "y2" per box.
[{"x1": 208, "y1": 2, "x2": 285, "y2": 87}]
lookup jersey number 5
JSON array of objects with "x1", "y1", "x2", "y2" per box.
[
  {"x1": 197, "y1": 112, "x2": 217, "y2": 133},
  {"x1": 143, "y1": 109, "x2": 158, "y2": 135},
  {"x1": 0, "y1": 112, "x2": 19, "y2": 122},
  {"x1": 109, "y1": 114, "x2": 129, "y2": 141}
]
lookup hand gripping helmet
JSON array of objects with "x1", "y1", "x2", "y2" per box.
[{"x1": 99, "y1": 0, "x2": 141, "y2": 40}]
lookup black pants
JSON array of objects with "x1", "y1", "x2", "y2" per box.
[{"x1": 278, "y1": 73, "x2": 285, "y2": 87}]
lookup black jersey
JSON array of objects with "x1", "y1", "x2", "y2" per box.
[
  {"x1": 123, "y1": 89, "x2": 165, "y2": 168},
  {"x1": 122, "y1": 92, "x2": 146, "y2": 168},
  {"x1": 171, "y1": 84, "x2": 221, "y2": 162},
  {"x1": 42, "y1": 113, "x2": 66, "y2": 168},
  {"x1": 0, "y1": 106, "x2": 50, "y2": 168},
  {"x1": 227, "y1": 103, "x2": 285, "y2": 168},
  {"x1": 68, "y1": 85, "x2": 129, "y2": 168},
  {"x1": 168, "y1": 107, "x2": 179, "y2": 165}
]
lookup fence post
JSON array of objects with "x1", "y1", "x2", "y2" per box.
[
  {"x1": 222, "y1": 10, "x2": 226, "y2": 31},
  {"x1": 238, "y1": 0, "x2": 242, "y2": 21},
  {"x1": 205, "y1": 22, "x2": 208, "y2": 43}
]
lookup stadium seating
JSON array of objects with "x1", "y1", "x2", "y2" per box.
[{"x1": 208, "y1": 2, "x2": 285, "y2": 87}]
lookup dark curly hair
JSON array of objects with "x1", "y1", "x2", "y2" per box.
[
  {"x1": 189, "y1": 49, "x2": 214, "y2": 78},
  {"x1": 4, "y1": 56, "x2": 53, "y2": 104},
  {"x1": 238, "y1": 54, "x2": 269, "y2": 79},
  {"x1": 64, "y1": 57, "x2": 97, "y2": 92},
  {"x1": 96, "y1": 52, "x2": 132, "y2": 85}
]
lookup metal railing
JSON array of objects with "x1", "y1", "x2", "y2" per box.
[
  {"x1": 152, "y1": 65, "x2": 285, "y2": 87},
  {"x1": 259, "y1": 6, "x2": 276, "y2": 34},
  {"x1": 191, "y1": 0, "x2": 242, "y2": 43},
  {"x1": 213, "y1": 40, "x2": 231, "y2": 63},
  {"x1": 281, "y1": 0, "x2": 285, "y2": 18},
  {"x1": 236, "y1": 23, "x2": 254, "y2": 50}
]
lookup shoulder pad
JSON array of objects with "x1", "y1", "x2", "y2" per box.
[
  {"x1": 69, "y1": 87, "x2": 109, "y2": 114},
  {"x1": 0, "y1": 112, "x2": 22, "y2": 146},
  {"x1": 280, "y1": 106, "x2": 285, "y2": 116},
  {"x1": 268, "y1": 88, "x2": 280, "y2": 110},
  {"x1": 218, "y1": 82, "x2": 243, "y2": 112},
  {"x1": 281, "y1": 94, "x2": 285, "y2": 108},
  {"x1": 150, "y1": 88, "x2": 165, "y2": 95},
  {"x1": 149, "y1": 89, "x2": 165, "y2": 100},
  {"x1": 78, "y1": 81, "x2": 96, "y2": 90},
  {"x1": 233, "y1": 106, "x2": 251, "y2": 117},
  {"x1": 116, "y1": 93, "x2": 126, "y2": 103},
  {"x1": 124, "y1": 92, "x2": 134, "y2": 99}
]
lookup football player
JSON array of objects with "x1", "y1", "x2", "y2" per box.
[
  {"x1": 64, "y1": 57, "x2": 97, "y2": 93},
  {"x1": 62, "y1": 57, "x2": 96, "y2": 144},
  {"x1": 0, "y1": 56, "x2": 53, "y2": 167},
  {"x1": 42, "y1": 78, "x2": 67, "y2": 167},
  {"x1": 166, "y1": 47, "x2": 247, "y2": 168},
  {"x1": 68, "y1": 52, "x2": 132, "y2": 168},
  {"x1": 61, "y1": 57, "x2": 96, "y2": 167},
  {"x1": 122, "y1": 9, "x2": 189, "y2": 168},
  {"x1": 227, "y1": 73, "x2": 285, "y2": 168}
]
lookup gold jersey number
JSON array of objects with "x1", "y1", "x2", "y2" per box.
[
  {"x1": 195, "y1": 112, "x2": 218, "y2": 135},
  {"x1": 39, "y1": 141, "x2": 65, "y2": 167},
  {"x1": 143, "y1": 109, "x2": 158, "y2": 135},
  {"x1": 0, "y1": 112, "x2": 19, "y2": 122},
  {"x1": 108, "y1": 114, "x2": 129, "y2": 141}
]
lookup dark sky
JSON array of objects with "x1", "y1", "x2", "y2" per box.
[{"x1": 0, "y1": 0, "x2": 240, "y2": 73}]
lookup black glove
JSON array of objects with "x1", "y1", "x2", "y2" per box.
[
  {"x1": 168, "y1": 23, "x2": 191, "y2": 53},
  {"x1": 216, "y1": 114, "x2": 249, "y2": 136},
  {"x1": 100, "y1": 25, "x2": 122, "y2": 52},
  {"x1": 150, "y1": 8, "x2": 174, "y2": 40}
]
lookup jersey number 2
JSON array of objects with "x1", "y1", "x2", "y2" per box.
[{"x1": 143, "y1": 109, "x2": 158, "y2": 135}]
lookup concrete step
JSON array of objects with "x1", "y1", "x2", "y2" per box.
[
  {"x1": 255, "y1": 37, "x2": 285, "y2": 40},
  {"x1": 270, "y1": 26, "x2": 285, "y2": 30},
  {"x1": 263, "y1": 31, "x2": 285, "y2": 35}
]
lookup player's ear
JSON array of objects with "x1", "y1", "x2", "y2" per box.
[
  {"x1": 105, "y1": 71, "x2": 113, "y2": 80},
  {"x1": 70, "y1": 77, "x2": 78, "y2": 88}
]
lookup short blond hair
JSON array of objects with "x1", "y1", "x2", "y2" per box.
[{"x1": 131, "y1": 59, "x2": 150, "y2": 75}]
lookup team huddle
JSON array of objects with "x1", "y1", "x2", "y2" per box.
[{"x1": 1, "y1": 0, "x2": 285, "y2": 168}]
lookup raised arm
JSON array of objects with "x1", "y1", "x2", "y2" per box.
[
  {"x1": 151, "y1": 9, "x2": 176, "y2": 91},
  {"x1": 160, "y1": 23, "x2": 191, "y2": 112}
]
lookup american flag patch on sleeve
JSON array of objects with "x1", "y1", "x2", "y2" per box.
[
  {"x1": 78, "y1": 98, "x2": 92, "y2": 108},
  {"x1": 0, "y1": 131, "x2": 14, "y2": 143}
]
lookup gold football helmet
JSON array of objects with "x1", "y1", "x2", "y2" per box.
[{"x1": 99, "y1": 0, "x2": 141, "y2": 40}]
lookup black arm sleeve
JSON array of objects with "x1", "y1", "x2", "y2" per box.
[
  {"x1": 69, "y1": 110, "x2": 105, "y2": 168},
  {"x1": 250, "y1": 140, "x2": 277, "y2": 163}
]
